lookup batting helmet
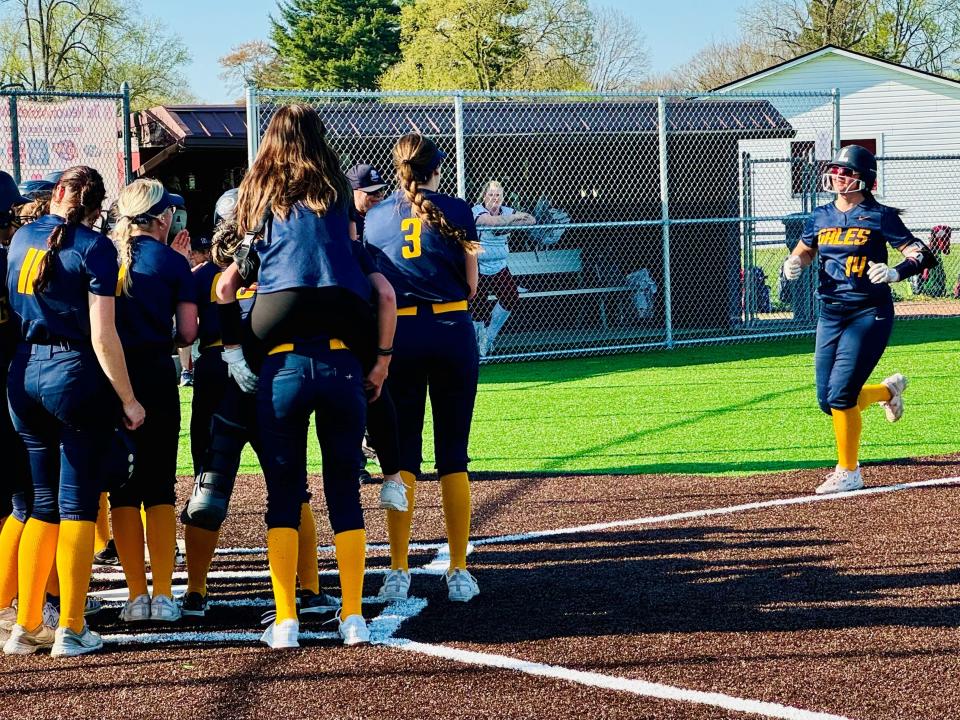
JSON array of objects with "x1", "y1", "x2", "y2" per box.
[
  {"x1": 822, "y1": 144, "x2": 876, "y2": 194},
  {"x1": 214, "y1": 188, "x2": 239, "y2": 226}
]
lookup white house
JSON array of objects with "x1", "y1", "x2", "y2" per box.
[{"x1": 715, "y1": 45, "x2": 960, "y2": 238}]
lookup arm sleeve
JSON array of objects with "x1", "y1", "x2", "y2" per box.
[{"x1": 85, "y1": 235, "x2": 120, "y2": 296}]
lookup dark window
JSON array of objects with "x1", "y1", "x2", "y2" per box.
[{"x1": 790, "y1": 140, "x2": 818, "y2": 195}]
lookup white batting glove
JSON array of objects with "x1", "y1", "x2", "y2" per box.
[
  {"x1": 782, "y1": 255, "x2": 803, "y2": 281},
  {"x1": 867, "y1": 261, "x2": 899, "y2": 285},
  {"x1": 222, "y1": 346, "x2": 258, "y2": 393}
]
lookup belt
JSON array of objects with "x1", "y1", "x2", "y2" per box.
[
  {"x1": 396, "y1": 300, "x2": 468, "y2": 316},
  {"x1": 26, "y1": 338, "x2": 86, "y2": 351},
  {"x1": 268, "y1": 338, "x2": 349, "y2": 356},
  {"x1": 202, "y1": 340, "x2": 224, "y2": 351}
]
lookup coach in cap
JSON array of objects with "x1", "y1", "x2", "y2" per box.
[{"x1": 346, "y1": 164, "x2": 387, "y2": 243}]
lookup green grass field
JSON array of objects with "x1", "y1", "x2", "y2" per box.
[{"x1": 177, "y1": 317, "x2": 960, "y2": 478}]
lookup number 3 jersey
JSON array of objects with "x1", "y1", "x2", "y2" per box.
[
  {"x1": 800, "y1": 199, "x2": 916, "y2": 305},
  {"x1": 364, "y1": 189, "x2": 477, "y2": 306}
]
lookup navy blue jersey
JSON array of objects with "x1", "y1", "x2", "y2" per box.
[
  {"x1": 7, "y1": 215, "x2": 118, "y2": 343},
  {"x1": 193, "y1": 260, "x2": 224, "y2": 348},
  {"x1": 364, "y1": 190, "x2": 475, "y2": 306},
  {"x1": 801, "y1": 199, "x2": 914, "y2": 304},
  {"x1": 351, "y1": 206, "x2": 366, "y2": 243},
  {"x1": 115, "y1": 237, "x2": 194, "y2": 349},
  {"x1": 352, "y1": 240, "x2": 376, "y2": 276},
  {"x1": 254, "y1": 201, "x2": 371, "y2": 302}
]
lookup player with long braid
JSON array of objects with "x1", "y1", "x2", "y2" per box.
[
  {"x1": 364, "y1": 133, "x2": 482, "y2": 603},
  {"x1": 2, "y1": 166, "x2": 145, "y2": 657},
  {"x1": 782, "y1": 145, "x2": 936, "y2": 494},
  {"x1": 109, "y1": 179, "x2": 198, "y2": 624}
]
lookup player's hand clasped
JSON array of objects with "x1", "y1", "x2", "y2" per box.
[
  {"x1": 867, "y1": 261, "x2": 899, "y2": 285},
  {"x1": 222, "y1": 346, "x2": 258, "y2": 393},
  {"x1": 782, "y1": 255, "x2": 803, "y2": 280}
]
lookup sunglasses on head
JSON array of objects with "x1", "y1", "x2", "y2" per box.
[{"x1": 363, "y1": 188, "x2": 385, "y2": 198}]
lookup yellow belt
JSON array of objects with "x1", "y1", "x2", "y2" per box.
[
  {"x1": 267, "y1": 339, "x2": 348, "y2": 356},
  {"x1": 396, "y1": 300, "x2": 468, "y2": 317},
  {"x1": 203, "y1": 339, "x2": 224, "y2": 350}
]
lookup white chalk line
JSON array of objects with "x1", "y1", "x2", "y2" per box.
[
  {"x1": 102, "y1": 629, "x2": 339, "y2": 646},
  {"x1": 469, "y1": 475, "x2": 960, "y2": 547},
  {"x1": 384, "y1": 637, "x2": 850, "y2": 720}
]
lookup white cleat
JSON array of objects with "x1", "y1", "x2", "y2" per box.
[
  {"x1": 379, "y1": 476, "x2": 409, "y2": 512},
  {"x1": 260, "y1": 617, "x2": 300, "y2": 649},
  {"x1": 445, "y1": 568, "x2": 480, "y2": 603},
  {"x1": 3, "y1": 623, "x2": 55, "y2": 655},
  {"x1": 151, "y1": 595, "x2": 181, "y2": 623},
  {"x1": 0, "y1": 604, "x2": 15, "y2": 643},
  {"x1": 51, "y1": 624, "x2": 103, "y2": 658},
  {"x1": 84, "y1": 596, "x2": 103, "y2": 617},
  {"x1": 377, "y1": 569, "x2": 411, "y2": 601},
  {"x1": 337, "y1": 613, "x2": 370, "y2": 646},
  {"x1": 119, "y1": 594, "x2": 152, "y2": 622},
  {"x1": 43, "y1": 601, "x2": 60, "y2": 628},
  {"x1": 815, "y1": 466, "x2": 864, "y2": 495},
  {"x1": 880, "y1": 373, "x2": 907, "y2": 422}
]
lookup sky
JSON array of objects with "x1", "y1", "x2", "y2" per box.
[{"x1": 160, "y1": 0, "x2": 742, "y2": 103}]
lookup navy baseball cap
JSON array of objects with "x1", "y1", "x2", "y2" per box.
[
  {"x1": 191, "y1": 235, "x2": 212, "y2": 251},
  {"x1": 424, "y1": 146, "x2": 446, "y2": 174},
  {"x1": 145, "y1": 188, "x2": 177, "y2": 217},
  {"x1": 0, "y1": 171, "x2": 28, "y2": 211},
  {"x1": 346, "y1": 164, "x2": 387, "y2": 192}
]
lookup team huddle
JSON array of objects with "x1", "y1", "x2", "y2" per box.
[{"x1": 0, "y1": 104, "x2": 937, "y2": 659}]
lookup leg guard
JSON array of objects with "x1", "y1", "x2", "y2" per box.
[{"x1": 180, "y1": 413, "x2": 248, "y2": 531}]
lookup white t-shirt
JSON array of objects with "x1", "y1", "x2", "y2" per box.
[{"x1": 472, "y1": 204, "x2": 514, "y2": 276}]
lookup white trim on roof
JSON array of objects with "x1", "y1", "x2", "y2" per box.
[{"x1": 716, "y1": 46, "x2": 960, "y2": 93}]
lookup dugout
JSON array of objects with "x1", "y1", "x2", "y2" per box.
[
  {"x1": 131, "y1": 105, "x2": 248, "y2": 240},
  {"x1": 311, "y1": 98, "x2": 796, "y2": 341}
]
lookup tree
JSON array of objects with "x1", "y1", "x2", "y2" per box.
[
  {"x1": 669, "y1": 39, "x2": 778, "y2": 90},
  {"x1": 586, "y1": 5, "x2": 650, "y2": 92},
  {"x1": 219, "y1": 41, "x2": 287, "y2": 96},
  {"x1": 380, "y1": 0, "x2": 594, "y2": 91},
  {"x1": 0, "y1": 0, "x2": 192, "y2": 109},
  {"x1": 741, "y1": 0, "x2": 960, "y2": 75},
  {"x1": 271, "y1": 0, "x2": 401, "y2": 90}
]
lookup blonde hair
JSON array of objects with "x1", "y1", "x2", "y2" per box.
[
  {"x1": 112, "y1": 178, "x2": 166, "y2": 296},
  {"x1": 481, "y1": 180, "x2": 504, "y2": 200},
  {"x1": 235, "y1": 104, "x2": 350, "y2": 239},
  {"x1": 393, "y1": 134, "x2": 479, "y2": 255}
]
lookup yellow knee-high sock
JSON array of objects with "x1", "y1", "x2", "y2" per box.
[
  {"x1": 334, "y1": 528, "x2": 365, "y2": 619},
  {"x1": 16, "y1": 519, "x2": 58, "y2": 629},
  {"x1": 184, "y1": 525, "x2": 220, "y2": 597},
  {"x1": 857, "y1": 384, "x2": 892, "y2": 410},
  {"x1": 267, "y1": 527, "x2": 299, "y2": 622},
  {"x1": 0, "y1": 515, "x2": 26, "y2": 607},
  {"x1": 386, "y1": 471, "x2": 417, "y2": 571},
  {"x1": 56, "y1": 520, "x2": 95, "y2": 633},
  {"x1": 45, "y1": 560, "x2": 60, "y2": 599},
  {"x1": 440, "y1": 472, "x2": 472, "y2": 571},
  {"x1": 145, "y1": 505, "x2": 177, "y2": 599},
  {"x1": 297, "y1": 503, "x2": 320, "y2": 594},
  {"x1": 111, "y1": 506, "x2": 148, "y2": 598},
  {"x1": 831, "y1": 407, "x2": 862, "y2": 472},
  {"x1": 94, "y1": 493, "x2": 111, "y2": 553}
]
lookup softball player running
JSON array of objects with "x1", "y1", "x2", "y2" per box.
[
  {"x1": 110, "y1": 179, "x2": 197, "y2": 623},
  {"x1": 217, "y1": 104, "x2": 388, "y2": 648},
  {"x1": 782, "y1": 145, "x2": 935, "y2": 494},
  {"x1": 364, "y1": 133, "x2": 482, "y2": 603},
  {"x1": 2, "y1": 166, "x2": 145, "y2": 657}
]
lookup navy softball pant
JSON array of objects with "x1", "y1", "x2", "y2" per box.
[
  {"x1": 388, "y1": 309, "x2": 479, "y2": 477},
  {"x1": 109, "y1": 349, "x2": 180, "y2": 509},
  {"x1": 256, "y1": 342, "x2": 367, "y2": 532},
  {"x1": 190, "y1": 347, "x2": 230, "y2": 476},
  {"x1": 815, "y1": 299, "x2": 894, "y2": 415},
  {"x1": 7, "y1": 344, "x2": 114, "y2": 524},
  {"x1": 0, "y1": 361, "x2": 30, "y2": 522}
]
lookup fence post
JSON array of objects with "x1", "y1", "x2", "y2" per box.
[
  {"x1": 740, "y1": 151, "x2": 752, "y2": 327},
  {"x1": 246, "y1": 85, "x2": 260, "y2": 167},
  {"x1": 656, "y1": 95, "x2": 674, "y2": 348},
  {"x1": 8, "y1": 95, "x2": 20, "y2": 185},
  {"x1": 832, "y1": 87, "x2": 841, "y2": 156},
  {"x1": 453, "y1": 93, "x2": 467, "y2": 200},
  {"x1": 120, "y1": 82, "x2": 133, "y2": 184}
]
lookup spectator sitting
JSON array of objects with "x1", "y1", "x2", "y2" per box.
[{"x1": 471, "y1": 180, "x2": 535, "y2": 356}]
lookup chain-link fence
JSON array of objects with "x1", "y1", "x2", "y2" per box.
[
  {"x1": 0, "y1": 85, "x2": 133, "y2": 204},
  {"x1": 250, "y1": 89, "x2": 844, "y2": 361}
]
